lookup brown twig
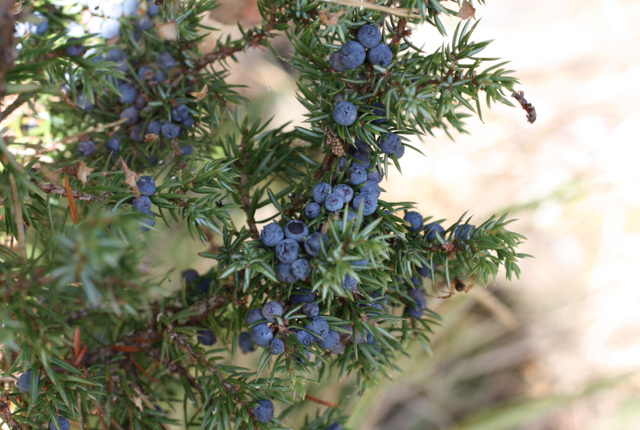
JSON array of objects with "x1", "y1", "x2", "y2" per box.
[
  {"x1": 0, "y1": 95, "x2": 26, "y2": 123},
  {"x1": 305, "y1": 393, "x2": 338, "y2": 408},
  {"x1": 35, "y1": 181, "x2": 105, "y2": 202},
  {"x1": 390, "y1": 18, "x2": 409, "y2": 47}
]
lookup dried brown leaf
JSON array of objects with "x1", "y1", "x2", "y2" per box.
[
  {"x1": 77, "y1": 160, "x2": 94, "y2": 185},
  {"x1": 458, "y1": 0, "x2": 476, "y2": 20},
  {"x1": 190, "y1": 84, "x2": 208, "y2": 102}
]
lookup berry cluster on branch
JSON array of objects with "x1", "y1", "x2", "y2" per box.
[{"x1": 1, "y1": 1, "x2": 533, "y2": 429}]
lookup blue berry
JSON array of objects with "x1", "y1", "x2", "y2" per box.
[
  {"x1": 31, "y1": 12, "x2": 49, "y2": 35},
  {"x1": 129, "y1": 125, "x2": 144, "y2": 142},
  {"x1": 424, "y1": 222, "x2": 444, "y2": 240},
  {"x1": 332, "y1": 101, "x2": 357, "y2": 126},
  {"x1": 65, "y1": 39, "x2": 84, "y2": 57},
  {"x1": 333, "y1": 184, "x2": 354, "y2": 204},
  {"x1": 261, "y1": 223, "x2": 284, "y2": 247},
  {"x1": 196, "y1": 276, "x2": 214, "y2": 293},
  {"x1": 123, "y1": 0, "x2": 140, "y2": 16},
  {"x1": 297, "y1": 347, "x2": 312, "y2": 364},
  {"x1": 293, "y1": 329, "x2": 313, "y2": 346},
  {"x1": 87, "y1": 16, "x2": 104, "y2": 34},
  {"x1": 275, "y1": 239, "x2": 300, "y2": 264},
  {"x1": 317, "y1": 330, "x2": 340, "y2": 350},
  {"x1": 269, "y1": 338, "x2": 285, "y2": 355},
  {"x1": 368, "y1": 44, "x2": 393, "y2": 67},
  {"x1": 343, "y1": 274, "x2": 357, "y2": 292},
  {"x1": 250, "y1": 323, "x2": 273, "y2": 347},
  {"x1": 339, "y1": 41, "x2": 366, "y2": 69},
  {"x1": 302, "y1": 302, "x2": 319, "y2": 317},
  {"x1": 132, "y1": 196, "x2": 152, "y2": 213},
  {"x1": 138, "y1": 66, "x2": 155, "y2": 81},
  {"x1": 292, "y1": 258, "x2": 311, "y2": 280},
  {"x1": 338, "y1": 211, "x2": 358, "y2": 230},
  {"x1": 136, "y1": 16, "x2": 152, "y2": 31},
  {"x1": 380, "y1": 132, "x2": 401, "y2": 154},
  {"x1": 329, "y1": 51, "x2": 346, "y2": 72},
  {"x1": 395, "y1": 143, "x2": 405, "y2": 159},
  {"x1": 147, "y1": 120, "x2": 161, "y2": 135},
  {"x1": 120, "y1": 107, "x2": 139, "y2": 126},
  {"x1": 137, "y1": 176, "x2": 156, "y2": 196},
  {"x1": 104, "y1": 2, "x2": 124, "y2": 18},
  {"x1": 157, "y1": 51, "x2": 176, "y2": 69},
  {"x1": 181, "y1": 115, "x2": 195, "y2": 127},
  {"x1": 119, "y1": 83, "x2": 138, "y2": 104},
  {"x1": 88, "y1": 0, "x2": 104, "y2": 14},
  {"x1": 197, "y1": 329, "x2": 217, "y2": 346},
  {"x1": 290, "y1": 288, "x2": 314, "y2": 305},
  {"x1": 147, "y1": 3, "x2": 160, "y2": 17},
  {"x1": 78, "y1": 140, "x2": 96, "y2": 157},
  {"x1": 66, "y1": 23, "x2": 85, "y2": 38},
  {"x1": 262, "y1": 301, "x2": 283, "y2": 322},
  {"x1": 371, "y1": 102, "x2": 387, "y2": 124},
  {"x1": 246, "y1": 308, "x2": 265, "y2": 325},
  {"x1": 312, "y1": 183, "x2": 332, "y2": 203},
  {"x1": 253, "y1": 399, "x2": 274, "y2": 423},
  {"x1": 404, "y1": 211, "x2": 423, "y2": 231},
  {"x1": 155, "y1": 69, "x2": 167, "y2": 83},
  {"x1": 16, "y1": 369, "x2": 37, "y2": 393},
  {"x1": 349, "y1": 165, "x2": 367, "y2": 186},
  {"x1": 305, "y1": 316, "x2": 329, "y2": 339},
  {"x1": 276, "y1": 263, "x2": 297, "y2": 283},
  {"x1": 239, "y1": 332, "x2": 255, "y2": 353},
  {"x1": 352, "y1": 151, "x2": 370, "y2": 167},
  {"x1": 303, "y1": 233, "x2": 324, "y2": 257},
  {"x1": 140, "y1": 213, "x2": 156, "y2": 232},
  {"x1": 77, "y1": 92, "x2": 93, "y2": 111},
  {"x1": 49, "y1": 416, "x2": 70, "y2": 430},
  {"x1": 180, "y1": 145, "x2": 194, "y2": 156},
  {"x1": 406, "y1": 288, "x2": 427, "y2": 318},
  {"x1": 106, "y1": 138, "x2": 120, "y2": 158},
  {"x1": 171, "y1": 104, "x2": 189, "y2": 123},
  {"x1": 182, "y1": 269, "x2": 198, "y2": 283},
  {"x1": 353, "y1": 192, "x2": 378, "y2": 216},
  {"x1": 100, "y1": 19, "x2": 121, "y2": 39},
  {"x1": 305, "y1": 202, "x2": 321, "y2": 219},
  {"x1": 161, "y1": 122, "x2": 179, "y2": 139},
  {"x1": 324, "y1": 192, "x2": 344, "y2": 212},
  {"x1": 107, "y1": 48, "x2": 124, "y2": 62},
  {"x1": 417, "y1": 264, "x2": 432, "y2": 278},
  {"x1": 455, "y1": 224, "x2": 476, "y2": 240},
  {"x1": 360, "y1": 182, "x2": 381, "y2": 198},
  {"x1": 357, "y1": 24, "x2": 382, "y2": 48},
  {"x1": 284, "y1": 220, "x2": 308, "y2": 243}
]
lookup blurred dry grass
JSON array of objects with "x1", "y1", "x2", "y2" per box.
[{"x1": 184, "y1": 0, "x2": 640, "y2": 428}]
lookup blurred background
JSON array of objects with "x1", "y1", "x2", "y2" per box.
[{"x1": 166, "y1": 0, "x2": 640, "y2": 428}]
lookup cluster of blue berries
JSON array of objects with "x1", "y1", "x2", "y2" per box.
[
  {"x1": 247, "y1": 302, "x2": 285, "y2": 355},
  {"x1": 330, "y1": 24, "x2": 394, "y2": 128},
  {"x1": 132, "y1": 175, "x2": 157, "y2": 230},
  {"x1": 330, "y1": 24, "x2": 392, "y2": 72},
  {"x1": 261, "y1": 221, "x2": 315, "y2": 284},
  {"x1": 12, "y1": 1, "x2": 198, "y2": 162}
]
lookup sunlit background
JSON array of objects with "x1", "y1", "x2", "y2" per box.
[{"x1": 181, "y1": 0, "x2": 640, "y2": 428}]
